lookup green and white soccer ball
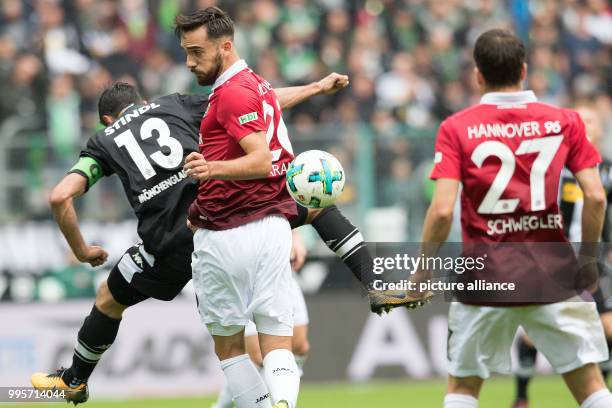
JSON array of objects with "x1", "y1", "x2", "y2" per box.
[{"x1": 286, "y1": 150, "x2": 345, "y2": 208}]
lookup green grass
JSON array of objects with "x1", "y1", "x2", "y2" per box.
[{"x1": 10, "y1": 376, "x2": 576, "y2": 407}]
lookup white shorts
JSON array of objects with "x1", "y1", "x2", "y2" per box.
[
  {"x1": 192, "y1": 215, "x2": 294, "y2": 337},
  {"x1": 245, "y1": 273, "x2": 309, "y2": 337},
  {"x1": 447, "y1": 298, "x2": 608, "y2": 378}
]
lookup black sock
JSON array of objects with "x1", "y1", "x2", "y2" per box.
[
  {"x1": 516, "y1": 338, "x2": 537, "y2": 400},
  {"x1": 516, "y1": 376, "x2": 530, "y2": 401},
  {"x1": 62, "y1": 305, "x2": 121, "y2": 386},
  {"x1": 310, "y1": 206, "x2": 374, "y2": 289}
]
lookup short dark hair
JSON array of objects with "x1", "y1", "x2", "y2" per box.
[
  {"x1": 174, "y1": 7, "x2": 234, "y2": 39},
  {"x1": 98, "y1": 82, "x2": 141, "y2": 125},
  {"x1": 473, "y1": 29, "x2": 526, "y2": 89}
]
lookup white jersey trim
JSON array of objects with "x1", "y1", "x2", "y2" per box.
[
  {"x1": 480, "y1": 90, "x2": 538, "y2": 105},
  {"x1": 211, "y1": 59, "x2": 248, "y2": 91}
]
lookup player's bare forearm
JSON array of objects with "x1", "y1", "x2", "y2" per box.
[
  {"x1": 276, "y1": 83, "x2": 321, "y2": 110},
  {"x1": 208, "y1": 150, "x2": 272, "y2": 180},
  {"x1": 49, "y1": 174, "x2": 89, "y2": 259},
  {"x1": 49, "y1": 173, "x2": 108, "y2": 266},
  {"x1": 421, "y1": 179, "x2": 459, "y2": 245},
  {"x1": 417, "y1": 178, "x2": 459, "y2": 281},
  {"x1": 576, "y1": 167, "x2": 606, "y2": 256},
  {"x1": 184, "y1": 132, "x2": 272, "y2": 181},
  {"x1": 276, "y1": 73, "x2": 349, "y2": 110}
]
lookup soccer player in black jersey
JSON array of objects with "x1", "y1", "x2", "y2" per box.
[
  {"x1": 29, "y1": 71, "x2": 412, "y2": 403},
  {"x1": 28, "y1": 75, "x2": 342, "y2": 401},
  {"x1": 512, "y1": 104, "x2": 612, "y2": 408}
]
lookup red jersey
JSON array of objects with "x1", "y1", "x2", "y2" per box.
[
  {"x1": 188, "y1": 60, "x2": 297, "y2": 230},
  {"x1": 431, "y1": 91, "x2": 601, "y2": 303}
]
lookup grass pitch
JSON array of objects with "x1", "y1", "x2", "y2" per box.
[{"x1": 11, "y1": 376, "x2": 578, "y2": 407}]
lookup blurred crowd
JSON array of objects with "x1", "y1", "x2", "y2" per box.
[{"x1": 0, "y1": 0, "x2": 610, "y2": 218}]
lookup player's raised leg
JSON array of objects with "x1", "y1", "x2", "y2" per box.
[
  {"x1": 30, "y1": 247, "x2": 153, "y2": 399},
  {"x1": 294, "y1": 204, "x2": 426, "y2": 313}
]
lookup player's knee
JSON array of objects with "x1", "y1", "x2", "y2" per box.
[
  {"x1": 95, "y1": 280, "x2": 128, "y2": 319},
  {"x1": 562, "y1": 363, "x2": 607, "y2": 404},
  {"x1": 292, "y1": 338, "x2": 310, "y2": 357},
  {"x1": 214, "y1": 334, "x2": 246, "y2": 361},
  {"x1": 447, "y1": 375, "x2": 483, "y2": 398},
  {"x1": 216, "y1": 344, "x2": 246, "y2": 361}
]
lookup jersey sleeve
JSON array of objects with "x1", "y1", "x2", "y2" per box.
[
  {"x1": 216, "y1": 85, "x2": 266, "y2": 141},
  {"x1": 566, "y1": 110, "x2": 601, "y2": 174},
  {"x1": 430, "y1": 119, "x2": 462, "y2": 180},
  {"x1": 80, "y1": 134, "x2": 114, "y2": 177},
  {"x1": 68, "y1": 156, "x2": 104, "y2": 192}
]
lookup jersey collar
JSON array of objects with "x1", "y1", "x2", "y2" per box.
[
  {"x1": 480, "y1": 90, "x2": 538, "y2": 105},
  {"x1": 212, "y1": 59, "x2": 248, "y2": 91}
]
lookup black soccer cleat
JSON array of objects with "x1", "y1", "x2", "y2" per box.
[{"x1": 368, "y1": 289, "x2": 434, "y2": 315}]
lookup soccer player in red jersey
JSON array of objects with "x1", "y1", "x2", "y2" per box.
[
  {"x1": 175, "y1": 8, "x2": 300, "y2": 408},
  {"x1": 420, "y1": 29, "x2": 612, "y2": 407}
]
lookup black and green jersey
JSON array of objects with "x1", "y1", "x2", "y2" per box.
[{"x1": 71, "y1": 93, "x2": 207, "y2": 256}]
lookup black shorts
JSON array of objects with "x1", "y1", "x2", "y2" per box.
[{"x1": 107, "y1": 243, "x2": 192, "y2": 305}]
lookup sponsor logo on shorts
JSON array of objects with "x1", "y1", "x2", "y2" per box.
[
  {"x1": 272, "y1": 367, "x2": 295, "y2": 375},
  {"x1": 255, "y1": 392, "x2": 270, "y2": 404},
  {"x1": 131, "y1": 252, "x2": 144, "y2": 268}
]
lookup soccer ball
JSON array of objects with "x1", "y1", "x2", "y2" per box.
[{"x1": 286, "y1": 150, "x2": 345, "y2": 208}]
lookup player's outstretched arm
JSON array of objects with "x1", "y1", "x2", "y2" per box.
[
  {"x1": 49, "y1": 173, "x2": 108, "y2": 267},
  {"x1": 275, "y1": 72, "x2": 349, "y2": 110},
  {"x1": 421, "y1": 178, "x2": 460, "y2": 244},
  {"x1": 184, "y1": 131, "x2": 272, "y2": 181},
  {"x1": 413, "y1": 178, "x2": 460, "y2": 288}
]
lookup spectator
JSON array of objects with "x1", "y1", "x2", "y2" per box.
[{"x1": 47, "y1": 74, "x2": 81, "y2": 167}]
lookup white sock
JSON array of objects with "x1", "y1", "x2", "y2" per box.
[
  {"x1": 294, "y1": 354, "x2": 307, "y2": 377},
  {"x1": 263, "y1": 349, "x2": 300, "y2": 408},
  {"x1": 220, "y1": 354, "x2": 272, "y2": 408},
  {"x1": 581, "y1": 389, "x2": 612, "y2": 408},
  {"x1": 444, "y1": 393, "x2": 478, "y2": 408},
  {"x1": 214, "y1": 379, "x2": 234, "y2": 408}
]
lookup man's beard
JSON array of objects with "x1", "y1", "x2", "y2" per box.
[{"x1": 196, "y1": 51, "x2": 223, "y2": 86}]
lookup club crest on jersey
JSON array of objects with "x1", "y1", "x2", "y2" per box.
[{"x1": 238, "y1": 112, "x2": 258, "y2": 125}]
